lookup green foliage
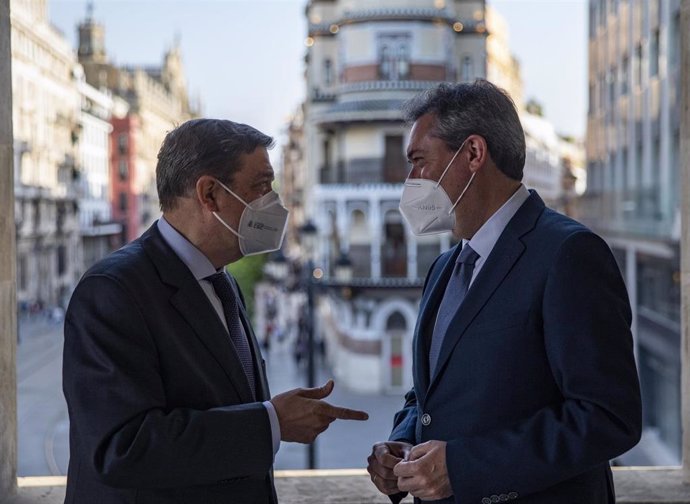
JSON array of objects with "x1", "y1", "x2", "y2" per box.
[{"x1": 226, "y1": 254, "x2": 267, "y2": 319}]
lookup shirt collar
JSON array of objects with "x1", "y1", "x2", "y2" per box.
[
  {"x1": 465, "y1": 184, "x2": 530, "y2": 259},
  {"x1": 157, "y1": 216, "x2": 218, "y2": 280}
]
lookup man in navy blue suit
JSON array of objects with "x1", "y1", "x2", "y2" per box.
[{"x1": 367, "y1": 80, "x2": 641, "y2": 503}]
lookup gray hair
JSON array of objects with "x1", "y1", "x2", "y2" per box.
[
  {"x1": 156, "y1": 118, "x2": 274, "y2": 212},
  {"x1": 403, "y1": 79, "x2": 525, "y2": 180}
]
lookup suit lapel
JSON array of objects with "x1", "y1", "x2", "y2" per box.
[
  {"x1": 427, "y1": 191, "x2": 546, "y2": 394},
  {"x1": 141, "y1": 224, "x2": 254, "y2": 404}
]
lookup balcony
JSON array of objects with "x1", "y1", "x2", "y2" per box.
[{"x1": 6, "y1": 469, "x2": 690, "y2": 503}]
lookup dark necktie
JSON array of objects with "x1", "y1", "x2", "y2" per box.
[
  {"x1": 205, "y1": 271, "x2": 256, "y2": 399},
  {"x1": 428, "y1": 244, "x2": 480, "y2": 375}
]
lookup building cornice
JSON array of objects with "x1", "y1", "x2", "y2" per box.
[
  {"x1": 338, "y1": 80, "x2": 439, "y2": 94},
  {"x1": 308, "y1": 9, "x2": 488, "y2": 36}
]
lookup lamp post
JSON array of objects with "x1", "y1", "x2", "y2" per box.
[
  {"x1": 298, "y1": 219, "x2": 319, "y2": 469},
  {"x1": 268, "y1": 221, "x2": 353, "y2": 470}
]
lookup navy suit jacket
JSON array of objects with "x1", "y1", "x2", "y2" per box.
[
  {"x1": 63, "y1": 223, "x2": 277, "y2": 504},
  {"x1": 389, "y1": 192, "x2": 642, "y2": 504}
]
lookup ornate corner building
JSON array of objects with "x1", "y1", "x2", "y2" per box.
[{"x1": 285, "y1": 0, "x2": 489, "y2": 394}]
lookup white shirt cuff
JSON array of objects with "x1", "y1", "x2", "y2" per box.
[{"x1": 263, "y1": 401, "x2": 281, "y2": 456}]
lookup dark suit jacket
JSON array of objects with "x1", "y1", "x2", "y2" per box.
[
  {"x1": 63, "y1": 223, "x2": 277, "y2": 504},
  {"x1": 389, "y1": 192, "x2": 642, "y2": 504}
]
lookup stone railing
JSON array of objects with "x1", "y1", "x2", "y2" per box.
[{"x1": 4, "y1": 468, "x2": 690, "y2": 504}]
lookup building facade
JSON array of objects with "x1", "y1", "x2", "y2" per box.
[
  {"x1": 77, "y1": 11, "x2": 195, "y2": 244},
  {"x1": 11, "y1": 0, "x2": 82, "y2": 311},
  {"x1": 287, "y1": 0, "x2": 488, "y2": 394},
  {"x1": 75, "y1": 66, "x2": 122, "y2": 270},
  {"x1": 584, "y1": 0, "x2": 682, "y2": 464}
]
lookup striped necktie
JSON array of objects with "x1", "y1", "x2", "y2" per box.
[
  {"x1": 205, "y1": 271, "x2": 256, "y2": 399},
  {"x1": 428, "y1": 244, "x2": 480, "y2": 376}
]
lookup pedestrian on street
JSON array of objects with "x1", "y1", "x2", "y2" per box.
[
  {"x1": 367, "y1": 80, "x2": 641, "y2": 504},
  {"x1": 63, "y1": 118, "x2": 368, "y2": 504}
]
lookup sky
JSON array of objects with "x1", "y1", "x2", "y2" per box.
[{"x1": 49, "y1": 0, "x2": 588, "y2": 163}]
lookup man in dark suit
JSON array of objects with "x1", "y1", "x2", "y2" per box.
[
  {"x1": 367, "y1": 80, "x2": 642, "y2": 503},
  {"x1": 63, "y1": 119, "x2": 368, "y2": 504}
]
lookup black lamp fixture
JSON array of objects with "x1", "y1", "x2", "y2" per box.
[
  {"x1": 334, "y1": 250, "x2": 353, "y2": 282},
  {"x1": 298, "y1": 219, "x2": 318, "y2": 261}
]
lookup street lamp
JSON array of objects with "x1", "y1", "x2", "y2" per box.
[
  {"x1": 298, "y1": 219, "x2": 319, "y2": 469},
  {"x1": 267, "y1": 221, "x2": 353, "y2": 469},
  {"x1": 334, "y1": 250, "x2": 354, "y2": 283}
]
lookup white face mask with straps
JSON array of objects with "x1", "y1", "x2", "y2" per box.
[
  {"x1": 399, "y1": 139, "x2": 476, "y2": 236},
  {"x1": 212, "y1": 179, "x2": 289, "y2": 256}
]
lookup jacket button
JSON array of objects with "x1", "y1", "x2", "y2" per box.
[{"x1": 421, "y1": 413, "x2": 431, "y2": 426}]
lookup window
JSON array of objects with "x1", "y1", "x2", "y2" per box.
[
  {"x1": 117, "y1": 133, "x2": 127, "y2": 155},
  {"x1": 324, "y1": 58, "x2": 333, "y2": 87},
  {"x1": 621, "y1": 55, "x2": 629, "y2": 95},
  {"x1": 650, "y1": 30, "x2": 659, "y2": 77},
  {"x1": 461, "y1": 56, "x2": 474, "y2": 82},
  {"x1": 378, "y1": 33, "x2": 411, "y2": 81},
  {"x1": 57, "y1": 245, "x2": 66, "y2": 276},
  {"x1": 670, "y1": 12, "x2": 680, "y2": 67},
  {"x1": 636, "y1": 43, "x2": 643, "y2": 87},
  {"x1": 119, "y1": 192, "x2": 128, "y2": 212},
  {"x1": 118, "y1": 159, "x2": 128, "y2": 181},
  {"x1": 382, "y1": 211, "x2": 406, "y2": 278},
  {"x1": 383, "y1": 135, "x2": 406, "y2": 183}
]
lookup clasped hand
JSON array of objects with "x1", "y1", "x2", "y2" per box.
[
  {"x1": 367, "y1": 440, "x2": 452, "y2": 501},
  {"x1": 270, "y1": 379, "x2": 368, "y2": 444}
]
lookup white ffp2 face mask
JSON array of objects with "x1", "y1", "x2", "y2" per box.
[
  {"x1": 399, "y1": 140, "x2": 475, "y2": 236},
  {"x1": 212, "y1": 180, "x2": 289, "y2": 256}
]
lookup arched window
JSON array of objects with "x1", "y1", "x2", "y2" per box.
[{"x1": 382, "y1": 210, "x2": 406, "y2": 277}]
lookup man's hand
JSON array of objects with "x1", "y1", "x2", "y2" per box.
[
  {"x1": 270, "y1": 380, "x2": 368, "y2": 444},
  {"x1": 367, "y1": 441, "x2": 413, "y2": 495},
  {"x1": 393, "y1": 440, "x2": 452, "y2": 501}
]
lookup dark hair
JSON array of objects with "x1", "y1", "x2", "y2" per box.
[
  {"x1": 403, "y1": 79, "x2": 525, "y2": 180},
  {"x1": 156, "y1": 118, "x2": 274, "y2": 211}
]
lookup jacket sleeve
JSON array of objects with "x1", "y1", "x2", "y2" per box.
[
  {"x1": 445, "y1": 231, "x2": 642, "y2": 502},
  {"x1": 63, "y1": 274, "x2": 274, "y2": 489},
  {"x1": 389, "y1": 387, "x2": 418, "y2": 444}
]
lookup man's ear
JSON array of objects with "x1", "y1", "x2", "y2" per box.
[
  {"x1": 196, "y1": 176, "x2": 221, "y2": 213},
  {"x1": 466, "y1": 134, "x2": 489, "y2": 174}
]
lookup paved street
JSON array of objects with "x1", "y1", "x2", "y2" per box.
[{"x1": 16, "y1": 317, "x2": 406, "y2": 476}]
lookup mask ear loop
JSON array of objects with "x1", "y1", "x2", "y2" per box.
[
  {"x1": 215, "y1": 179, "x2": 250, "y2": 207},
  {"x1": 449, "y1": 171, "x2": 477, "y2": 214},
  {"x1": 435, "y1": 138, "x2": 468, "y2": 189},
  {"x1": 212, "y1": 179, "x2": 248, "y2": 240},
  {"x1": 212, "y1": 211, "x2": 246, "y2": 240}
]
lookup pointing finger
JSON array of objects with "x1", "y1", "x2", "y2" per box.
[{"x1": 321, "y1": 403, "x2": 369, "y2": 421}]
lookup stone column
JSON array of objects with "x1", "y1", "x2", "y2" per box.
[
  {"x1": 681, "y1": 0, "x2": 690, "y2": 484},
  {"x1": 0, "y1": 0, "x2": 17, "y2": 499}
]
